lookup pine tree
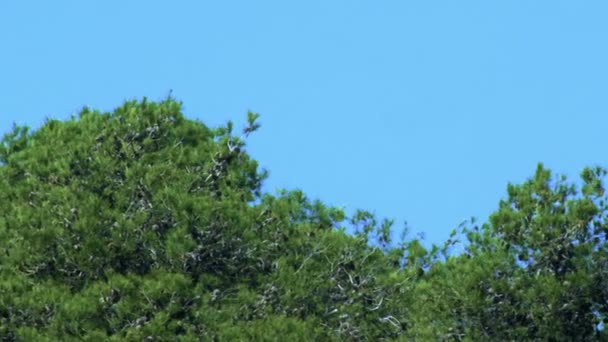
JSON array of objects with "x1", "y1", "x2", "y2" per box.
[{"x1": 0, "y1": 98, "x2": 415, "y2": 340}]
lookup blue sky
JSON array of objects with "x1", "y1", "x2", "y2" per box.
[{"x1": 1, "y1": 1, "x2": 607, "y2": 247}]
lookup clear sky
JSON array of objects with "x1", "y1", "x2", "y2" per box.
[{"x1": 1, "y1": 1, "x2": 607, "y2": 247}]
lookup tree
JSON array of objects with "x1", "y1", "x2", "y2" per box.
[
  {"x1": 2, "y1": 97, "x2": 607, "y2": 340},
  {"x1": 408, "y1": 164, "x2": 608, "y2": 340},
  {"x1": 0, "y1": 98, "x2": 416, "y2": 340}
]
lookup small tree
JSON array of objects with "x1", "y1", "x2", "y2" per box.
[{"x1": 408, "y1": 164, "x2": 608, "y2": 340}]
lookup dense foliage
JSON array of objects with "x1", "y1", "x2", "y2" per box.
[{"x1": 0, "y1": 98, "x2": 606, "y2": 340}]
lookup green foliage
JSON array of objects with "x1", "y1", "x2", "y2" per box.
[
  {"x1": 408, "y1": 164, "x2": 608, "y2": 340},
  {"x1": 1, "y1": 97, "x2": 607, "y2": 340},
  {"x1": 0, "y1": 98, "x2": 415, "y2": 340}
]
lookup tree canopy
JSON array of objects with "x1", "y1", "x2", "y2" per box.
[{"x1": 1, "y1": 98, "x2": 607, "y2": 340}]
